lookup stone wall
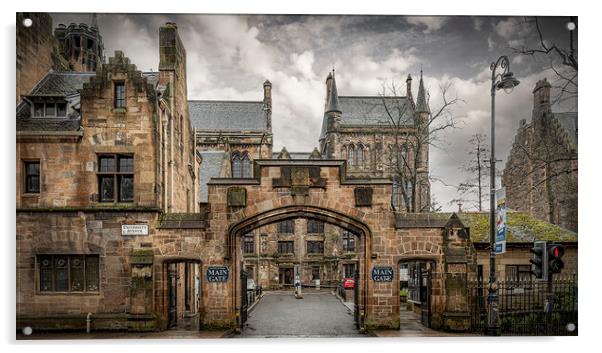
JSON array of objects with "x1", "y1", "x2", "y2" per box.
[
  {"x1": 475, "y1": 245, "x2": 578, "y2": 280},
  {"x1": 158, "y1": 22, "x2": 198, "y2": 213},
  {"x1": 502, "y1": 80, "x2": 578, "y2": 232},
  {"x1": 16, "y1": 13, "x2": 68, "y2": 105}
]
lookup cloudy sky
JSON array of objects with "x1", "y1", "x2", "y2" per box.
[{"x1": 51, "y1": 13, "x2": 577, "y2": 211}]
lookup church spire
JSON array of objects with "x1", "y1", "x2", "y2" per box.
[
  {"x1": 325, "y1": 69, "x2": 341, "y2": 114},
  {"x1": 415, "y1": 69, "x2": 429, "y2": 114}
]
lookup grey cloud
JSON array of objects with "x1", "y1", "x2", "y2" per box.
[{"x1": 49, "y1": 14, "x2": 575, "y2": 210}]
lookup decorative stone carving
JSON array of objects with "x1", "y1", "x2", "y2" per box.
[
  {"x1": 227, "y1": 187, "x2": 247, "y2": 207},
  {"x1": 354, "y1": 187, "x2": 373, "y2": 207}
]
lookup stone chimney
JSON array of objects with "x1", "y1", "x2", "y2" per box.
[
  {"x1": 406, "y1": 74, "x2": 414, "y2": 106},
  {"x1": 263, "y1": 80, "x2": 272, "y2": 130}
]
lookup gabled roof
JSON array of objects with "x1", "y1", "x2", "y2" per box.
[
  {"x1": 188, "y1": 100, "x2": 268, "y2": 131},
  {"x1": 338, "y1": 96, "x2": 414, "y2": 126}
]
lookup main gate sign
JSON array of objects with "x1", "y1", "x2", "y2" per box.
[
  {"x1": 371, "y1": 266, "x2": 394, "y2": 282},
  {"x1": 207, "y1": 266, "x2": 229, "y2": 282}
]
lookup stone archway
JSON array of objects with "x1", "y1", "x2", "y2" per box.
[{"x1": 227, "y1": 205, "x2": 372, "y2": 331}]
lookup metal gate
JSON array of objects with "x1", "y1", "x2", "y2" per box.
[
  {"x1": 168, "y1": 265, "x2": 178, "y2": 328},
  {"x1": 240, "y1": 269, "x2": 248, "y2": 327},
  {"x1": 420, "y1": 267, "x2": 432, "y2": 328},
  {"x1": 354, "y1": 269, "x2": 360, "y2": 329}
]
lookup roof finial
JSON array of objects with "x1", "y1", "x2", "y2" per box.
[{"x1": 416, "y1": 67, "x2": 429, "y2": 114}]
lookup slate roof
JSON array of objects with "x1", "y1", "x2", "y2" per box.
[
  {"x1": 27, "y1": 71, "x2": 96, "y2": 96},
  {"x1": 199, "y1": 151, "x2": 226, "y2": 202},
  {"x1": 554, "y1": 112, "x2": 578, "y2": 147},
  {"x1": 188, "y1": 100, "x2": 268, "y2": 131},
  {"x1": 338, "y1": 96, "x2": 414, "y2": 126},
  {"x1": 16, "y1": 71, "x2": 96, "y2": 132}
]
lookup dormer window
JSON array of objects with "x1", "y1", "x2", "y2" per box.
[{"x1": 33, "y1": 102, "x2": 67, "y2": 118}]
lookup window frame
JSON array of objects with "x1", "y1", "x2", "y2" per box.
[
  {"x1": 277, "y1": 241, "x2": 294, "y2": 254},
  {"x1": 23, "y1": 160, "x2": 41, "y2": 194},
  {"x1": 306, "y1": 240, "x2": 324, "y2": 254},
  {"x1": 342, "y1": 230, "x2": 356, "y2": 252},
  {"x1": 277, "y1": 219, "x2": 295, "y2": 234},
  {"x1": 97, "y1": 154, "x2": 134, "y2": 203},
  {"x1": 37, "y1": 254, "x2": 100, "y2": 294},
  {"x1": 32, "y1": 102, "x2": 67, "y2": 118},
  {"x1": 505, "y1": 264, "x2": 532, "y2": 281},
  {"x1": 114, "y1": 81, "x2": 126, "y2": 109},
  {"x1": 243, "y1": 233, "x2": 255, "y2": 254},
  {"x1": 307, "y1": 219, "x2": 324, "y2": 234}
]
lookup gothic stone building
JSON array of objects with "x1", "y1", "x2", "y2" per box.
[
  {"x1": 502, "y1": 78, "x2": 578, "y2": 232},
  {"x1": 15, "y1": 14, "x2": 576, "y2": 334}
]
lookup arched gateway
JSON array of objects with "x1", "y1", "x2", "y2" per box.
[
  {"x1": 228, "y1": 205, "x2": 372, "y2": 330},
  {"x1": 197, "y1": 159, "x2": 476, "y2": 332}
]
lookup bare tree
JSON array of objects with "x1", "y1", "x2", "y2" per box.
[
  {"x1": 512, "y1": 17, "x2": 577, "y2": 110},
  {"x1": 454, "y1": 133, "x2": 490, "y2": 211},
  {"x1": 380, "y1": 79, "x2": 463, "y2": 213}
]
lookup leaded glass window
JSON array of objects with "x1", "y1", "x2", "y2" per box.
[
  {"x1": 98, "y1": 154, "x2": 134, "y2": 203},
  {"x1": 278, "y1": 219, "x2": 294, "y2": 234},
  {"x1": 307, "y1": 219, "x2": 324, "y2": 234},
  {"x1": 307, "y1": 241, "x2": 324, "y2": 254},
  {"x1": 38, "y1": 255, "x2": 99, "y2": 293}
]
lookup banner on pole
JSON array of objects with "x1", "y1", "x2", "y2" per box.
[{"x1": 495, "y1": 187, "x2": 506, "y2": 254}]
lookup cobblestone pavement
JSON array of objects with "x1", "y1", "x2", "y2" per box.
[{"x1": 235, "y1": 290, "x2": 365, "y2": 338}]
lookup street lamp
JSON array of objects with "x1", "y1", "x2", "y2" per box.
[{"x1": 487, "y1": 55, "x2": 519, "y2": 336}]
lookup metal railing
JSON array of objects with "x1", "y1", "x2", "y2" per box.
[{"x1": 468, "y1": 275, "x2": 577, "y2": 336}]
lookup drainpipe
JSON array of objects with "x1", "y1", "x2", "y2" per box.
[{"x1": 86, "y1": 312, "x2": 93, "y2": 333}]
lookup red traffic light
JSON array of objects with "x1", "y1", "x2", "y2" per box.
[{"x1": 549, "y1": 244, "x2": 565, "y2": 259}]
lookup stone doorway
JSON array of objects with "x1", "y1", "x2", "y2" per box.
[
  {"x1": 164, "y1": 260, "x2": 202, "y2": 331},
  {"x1": 279, "y1": 267, "x2": 294, "y2": 287},
  {"x1": 228, "y1": 205, "x2": 372, "y2": 332},
  {"x1": 398, "y1": 259, "x2": 435, "y2": 330}
]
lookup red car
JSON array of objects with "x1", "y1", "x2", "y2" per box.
[{"x1": 343, "y1": 278, "x2": 355, "y2": 289}]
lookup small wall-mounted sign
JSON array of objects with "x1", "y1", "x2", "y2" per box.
[
  {"x1": 121, "y1": 224, "x2": 149, "y2": 236},
  {"x1": 371, "y1": 266, "x2": 394, "y2": 282},
  {"x1": 206, "y1": 266, "x2": 229, "y2": 282}
]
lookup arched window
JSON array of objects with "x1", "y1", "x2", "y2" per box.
[
  {"x1": 232, "y1": 152, "x2": 242, "y2": 178},
  {"x1": 232, "y1": 151, "x2": 251, "y2": 178},
  {"x1": 365, "y1": 145, "x2": 371, "y2": 169},
  {"x1": 241, "y1": 153, "x2": 251, "y2": 178},
  {"x1": 357, "y1": 145, "x2": 364, "y2": 168},
  {"x1": 348, "y1": 145, "x2": 355, "y2": 166}
]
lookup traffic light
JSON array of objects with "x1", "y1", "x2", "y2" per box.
[
  {"x1": 548, "y1": 243, "x2": 565, "y2": 275},
  {"x1": 530, "y1": 240, "x2": 548, "y2": 280}
]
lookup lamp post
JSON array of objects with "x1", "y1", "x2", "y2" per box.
[{"x1": 487, "y1": 55, "x2": 520, "y2": 336}]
